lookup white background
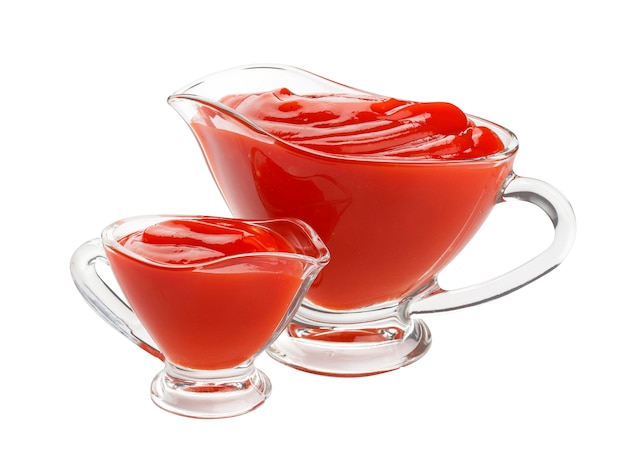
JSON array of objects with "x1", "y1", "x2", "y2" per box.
[{"x1": 2, "y1": 1, "x2": 624, "y2": 462}]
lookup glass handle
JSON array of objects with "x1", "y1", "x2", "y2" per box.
[
  {"x1": 407, "y1": 175, "x2": 576, "y2": 315},
  {"x1": 70, "y1": 238, "x2": 164, "y2": 360}
]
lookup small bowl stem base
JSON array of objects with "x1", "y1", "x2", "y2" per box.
[{"x1": 150, "y1": 362, "x2": 271, "y2": 419}]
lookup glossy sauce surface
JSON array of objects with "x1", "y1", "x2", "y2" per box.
[
  {"x1": 221, "y1": 88, "x2": 504, "y2": 159},
  {"x1": 120, "y1": 218, "x2": 296, "y2": 264}
]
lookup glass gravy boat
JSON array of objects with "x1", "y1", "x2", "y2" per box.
[
  {"x1": 168, "y1": 64, "x2": 576, "y2": 377},
  {"x1": 70, "y1": 215, "x2": 329, "y2": 417}
]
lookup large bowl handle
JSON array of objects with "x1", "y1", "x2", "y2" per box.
[{"x1": 406, "y1": 175, "x2": 576, "y2": 315}]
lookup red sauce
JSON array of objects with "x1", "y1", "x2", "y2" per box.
[
  {"x1": 190, "y1": 90, "x2": 515, "y2": 309},
  {"x1": 119, "y1": 218, "x2": 296, "y2": 264},
  {"x1": 220, "y1": 88, "x2": 504, "y2": 159},
  {"x1": 105, "y1": 218, "x2": 306, "y2": 370}
]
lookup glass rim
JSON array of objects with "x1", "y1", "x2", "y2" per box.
[
  {"x1": 101, "y1": 214, "x2": 330, "y2": 269},
  {"x1": 169, "y1": 63, "x2": 519, "y2": 165}
]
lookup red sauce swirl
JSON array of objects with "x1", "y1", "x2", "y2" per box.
[
  {"x1": 221, "y1": 88, "x2": 504, "y2": 159},
  {"x1": 119, "y1": 218, "x2": 296, "y2": 265}
]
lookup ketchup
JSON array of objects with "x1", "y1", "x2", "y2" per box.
[
  {"x1": 120, "y1": 218, "x2": 296, "y2": 264},
  {"x1": 105, "y1": 218, "x2": 305, "y2": 370},
  {"x1": 190, "y1": 90, "x2": 515, "y2": 309},
  {"x1": 220, "y1": 88, "x2": 504, "y2": 159}
]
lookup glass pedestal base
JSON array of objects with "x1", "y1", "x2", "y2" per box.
[
  {"x1": 267, "y1": 305, "x2": 432, "y2": 377},
  {"x1": 150, "y1": 362, "x2": 271, "y2": 419}
]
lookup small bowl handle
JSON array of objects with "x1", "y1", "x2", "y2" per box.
[{"x1": 70, "y1": 238, "x2": 164, "y2": 360}]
